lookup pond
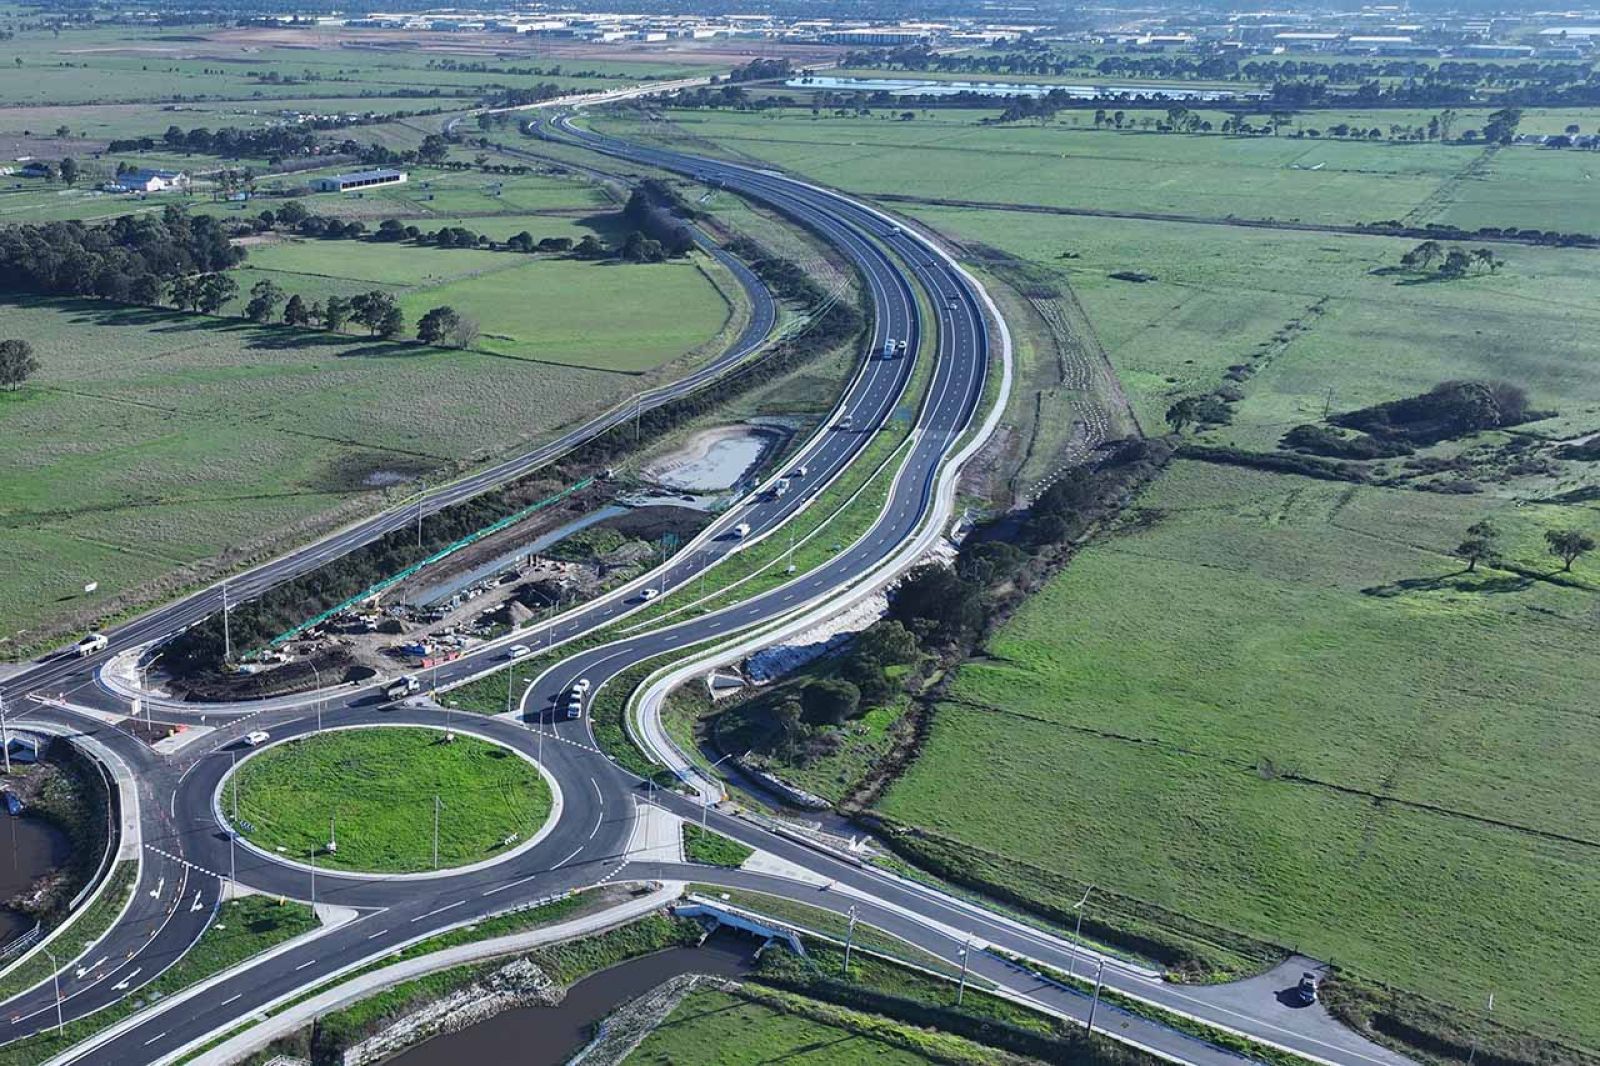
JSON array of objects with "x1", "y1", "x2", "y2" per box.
[
  {"x1": 788, "y1": 74, "x2": 1266, "y2": 102},
  {"x1": 386, "y1": 933, "x2": 757, "y2": 1066}
]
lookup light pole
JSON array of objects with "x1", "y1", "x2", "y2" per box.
[
  {"x1": 1068, "y1": 884, "x2": 1093, "y2": 981},
  {"x1": 842, "y1": 905, "x2": 859, "y2": 978},
  {"x1": 309, "y1": 847, "x2": 316, "y2": 907},
  {"x1": 0, "y1": 692, "x2": 9, "y2": 776},
  {"x1": 228, "y1": 750, "x2": 238, "y2": 886},
  {"x1": 44, "y1": 948, "x2": 63, "y2": 1035},
  {"x1": 221, "y1": 580, "x2": 232, "y2": 664},
  {"x1": 1467, "y1": 992, "x2": 1494, "y2": 1066},
  {"x1": 957, "y1": 934, "x2": 973, "y2": 1005},
  {"x1": 1085, "y1": 958, "x2": 1105, "y2": 1033},
  {"x1": 701, "y1": 751, "x2": 742, "y2": 830}
]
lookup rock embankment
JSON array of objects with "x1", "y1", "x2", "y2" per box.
[{"x1": 341, "y1": 957, "x2": 557, "y2": 1066}]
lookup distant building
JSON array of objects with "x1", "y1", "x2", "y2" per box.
[
  {"x1": 116, "y1": 167, "x2": 188, "y2": 193},
  {"x1": 310, "y1": 168, "x2": 408, "y2": 193}
]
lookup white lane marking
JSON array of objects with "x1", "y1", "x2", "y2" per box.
[
  {"x1": 221, "y1": 993, "x2": 242, "y2": 1006},
  {"x1": 552, "y1": 846, "x2": 583, "y2": 869},
  {"x1": 591, "y1": 777, "x2": 603, "y2": 807},
  {"x1": 481, "y1": 872, "x2": 543, "y2": 897},
  {"x1": 143, "y1": 1031, "x2": 168, "y2": 1046},
  {"x1": 366, "y1": 929, "x2": 388, "y2": 940},
  {"x1": 74, "y1": 957, "x2": 107, "y2": 980},
  {"x1": 410, "y1": 900, "x2": 466, "y2": 923},
  {"x1": 295, "y1": 959, "x2": 316, "y2": 971},
  {"x1": 589, "y1": 811, "x2": 603, "y2": 840},
  {"x1": 112, "y1": 968, "x2": 141, "y2": 991}
]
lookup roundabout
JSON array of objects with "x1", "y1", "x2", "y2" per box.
[{"x1": 218, "y1": 725, "x2": 558, "y2": 875}]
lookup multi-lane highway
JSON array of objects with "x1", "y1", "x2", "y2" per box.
[{"x1": 0, "y1": 111, "x2": 1411, "y2": 1066}]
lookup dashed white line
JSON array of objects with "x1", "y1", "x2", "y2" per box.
[
  {"x1": 410, "y1": 900, "x2": 466, "y2": 923},
  {"x1": 552, "y1": 846, "x2": 583, "y2": 869}
]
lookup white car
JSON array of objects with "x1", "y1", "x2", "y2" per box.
[
  {"x1": 508, "y1": 644, "x2": 532, "y2": 659},
  {"x1": 641, "y1": 588, "x2": 661, "y2": 601},
  {"x1": 244, "y1": 730, "x2": 271, "y2": 747},
  {"x1": 574, "y1": 677, "x2": 591, "y2": 692}
]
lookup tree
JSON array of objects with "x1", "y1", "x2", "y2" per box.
[
  {"x1": 58, "y1": 157, "x2": 78, "y2": 185},
  {"x1": 573, "y1": 235, "x2": 606, "y2": 259},
  {"x1": 195, "y1": 273, "x2": 237, "y2": 314},
  {"x1": 168, "y1": 275, "x2": 201, "y2": 312},
  {"x1": 1401, "y1": 240, "x2": 1444, "y2": 271},
  {"x1": 282, "y1": 293, "x2": 310, "y2": 327},
  {"x1": 323, "y1": 295, "x2": 350, "y2": 333},
  {"x1": 351, "y1": 291, "x2": 402, "y2": 337},
  {"x1": 1545, "y1": 528, "x2": 1595, "y2": 572},
  {"x1": 773, "y1": 698, "x2": 803, "y2": 760},
  {"x1": 416, "y1": 305, "x2": 462, "y2": 346},
  {"x1": 417, "y1": 134, "x2": 450, "y2": 164},
  {"x1": 0, "y1": 339, "x2": 39, "y2": 390},
  {"x1": 800, "y1": 678, "x2": 860, "y2": 726},
  {"x1": 275, "y1": 200, "x2": 308, "y2": 227},
  {"x1": 621, "y1": 231, "x2": 665, "y2": 263},
  {"x1": 1439, "y1": 249, "x2": 1472, "y2": 279},
  {"x1": 889, "y1": 564, "x2": 983, "y2": 642},
  {"x1": 855, "y1": 620, "x2": 919, "y2": 667},
  {"x1": 1455, "y1": 519, "x2": 1499, "y2": 572},
  {"x1": 129, "y1": 273, "x2": 165, "y2": 306},
  {"x1": 244, "y1": 279, "x2": 284, "y2": 323},
  {"x1": 451, "y1": 315, "x2": 481, "y2": 350},
  {"x1": 1165, "y1": 397, "x2": 1199, "y2": 434}
]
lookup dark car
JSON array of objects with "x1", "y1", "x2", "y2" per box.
[{"x1": 1296, "y1": 972, "x2": 1320, "y2": 1006}]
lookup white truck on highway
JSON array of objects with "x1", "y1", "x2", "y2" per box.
[
  {"x1": 386, "y1": 675, "x2": 420, "y2": 701},
  {"x1": 75, "y1": 632, "x2": 108, "y2": 657}
]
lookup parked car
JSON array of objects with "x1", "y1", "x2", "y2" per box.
[{"x1": 1296, "y1": 972, "x2": 1320, "y2": 1006}]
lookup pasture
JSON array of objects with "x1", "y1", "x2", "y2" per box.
[
  {"x1": 0, "y1": 297, "x2": 627, "y2": 651},
  {"x1": 877, "y1": 460, "x2": 1600, "y2": 1046},
  {"x1": 600, "y1": 107, "x2": 1600, "y2": 233}
]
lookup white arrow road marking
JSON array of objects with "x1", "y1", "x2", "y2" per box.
[
  {"x1": 190, "y1": 890, "x2": 205, "y2": 912},
  {"x1": 74, "y1": 957, "x2": 107, "y2": 980},
  {"x1": 150, "y1": 877, "x2": 164, "y2": 900},
  {"x1": 112, "y1": 968, "x2": 141, "y2": 992}
]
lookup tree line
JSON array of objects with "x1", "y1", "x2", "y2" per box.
[{"x1": 0, "y1": 208, "x2": 241, "y2": 304}]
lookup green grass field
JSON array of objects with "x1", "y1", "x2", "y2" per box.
[
  {"x1": 597, "y1": 107, "x2": 1600, "y2": 234},
  {"x1": 230, "y1": 726, "x2": 551, "y2": 872},
  {"x1": 877, "y1": 460, "x2": 1600, "y2": 1046},
  {"x1": 629, "y1": 987, "x2": 946, "y2": 1066},
  {"x1": 0, "y1": 297, "x2": 634, "y2": 652}
]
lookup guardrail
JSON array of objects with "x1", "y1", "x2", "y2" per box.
[
  {"x1": 68, "y1": 740, "x2": 122, "y2": 912},
  {"x1": 0, "y1": 924, "x2": 42, "y2": 966}
]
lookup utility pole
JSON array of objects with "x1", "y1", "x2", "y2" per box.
[
  {"x1": 221, "y1": 580, "x2": 232, "y2": 663},
  {"x1": 416, "y1": 480, "x2": 425, "y2": 548},
  {"x1": 957, "y1": 934, "x2": 973, "y2": 1005},
  {"x1": 229, "y1": 750, "x2": 238, "y2": 886},
  {"x1": 1069, "y1": 884, "x2": 1093, "y2": 981},
  {"x1": 432, "y1": 794, "x2": 441, "y2": 870},
  {"x1": 309, "y1": 847, "x2": 316, "y2": 907},
  {"x1": 0, "y1": 693, "x2": 10, "y2": 775},
  {"x1": 506, "y1": 666, "x2": 515, "y2": 714},
  {"x1": 44, "y1": 948, "x2": 63, "y2": 1035},
  {"x1": 842, "y1": 906, "x2": 859, "y2": 978},
  {"x1": 1466, "y1": 992, "x2": 1494, "y2": 1066},
  {"x1": 1085, "y1": 958, "x2": 1105, "y2": 1033},
  {"x1": 309, "y1": 662, "x2": 322, "y2": 734}
]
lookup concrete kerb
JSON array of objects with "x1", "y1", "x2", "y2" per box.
[
  {"x1": 36, "y1": 897, "x2": 367, "y2": 1066},
  {"x1": 0, "y1": 719, "x2": 143, "y2": 1005},
  {"x1": 161, "y1": 881, "x2": 686, "y2": 1066},
  {"x1": 211, "y1": 723, "x2": 564, "y2": 883}
]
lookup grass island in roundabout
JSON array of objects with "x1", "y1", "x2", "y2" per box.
[{"x1": 221, "y1": 726, "x2": 554, "y2": 874}]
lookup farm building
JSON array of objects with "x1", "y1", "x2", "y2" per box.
[
  {"x1": 311, "y1": 168, "x2": 408, "y2": 193},
  {"x1": 117, "y1": 168, "x2": 189, "y2": 193}
]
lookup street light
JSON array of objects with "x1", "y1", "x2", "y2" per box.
[
  {"x1": 842, "y1": 905, "x2": 859, "y2": 978},
  {"x1": 700, "y1": 751, "x2": 745, "y2": 830},
  {"x1": 1085, "y1": 958, "x2": 1106, "y2": 1033},
  {"x1": 43, "y1": 948, "x2": 63, "y2": 1035},
  {"x1": 1068, "y1": 884, "x2": 1094, "y2": 981},
  {"x1": 957, "y1": 933, "x2": 974, "y2": 1005}
]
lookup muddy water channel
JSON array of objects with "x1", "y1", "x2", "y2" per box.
[
  {"x1": 386, "y1": 934, "x2": 757, "y2": 1066},
  {"x1": 0, "y1": 815, "x2": 72, "y2": 945}
]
